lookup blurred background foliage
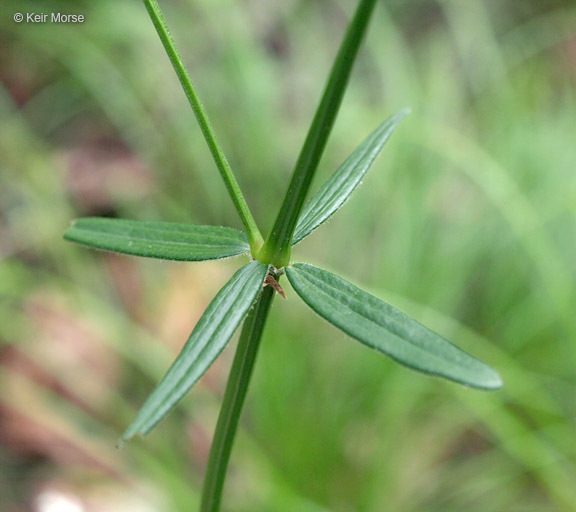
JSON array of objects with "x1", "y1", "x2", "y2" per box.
[{"x1": 1, "y1": 0, "x2": 575, "y2": 510}]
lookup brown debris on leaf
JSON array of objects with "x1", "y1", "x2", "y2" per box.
[{"x1": 264, "y1": 273, "x2": 287, "y2": 299}]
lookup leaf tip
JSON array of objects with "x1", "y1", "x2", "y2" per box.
[
  {"x1": 63, "y1": 219, "x2": 78, "y2": 240},
  {"x1": 466, "y1": 364, "x2": 503, "y2": 391},
  {"x1": 482, "y1": 368, "x2": 504, "y2": 391},
  {"x1": 118, "y1": 423, "x2": 145, "y2": 447}
]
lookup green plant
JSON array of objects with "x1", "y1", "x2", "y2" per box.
[{"x1": 63, "y1": 0, "x2": 502, "y2": 510}]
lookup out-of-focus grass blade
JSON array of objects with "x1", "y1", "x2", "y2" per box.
[
  {"x1": 292, "y1": 109, "x2": 409, "y2": 245},
  {"x1": 64, "y1": 217, "x2": 250, "y2": 261},
  {"x1": 121, "y1": 260, "x2": 268, "y2": 442},
  {"x1": 286, "y1": 263, "x2": 502, "y2": 390}
]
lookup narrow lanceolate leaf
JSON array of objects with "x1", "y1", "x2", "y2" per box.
[
  {"x1": 64, "y1": 217, "x2": 250, "y2": 261},
  {"x1": 121, "y1": 261, "x2": 268, "y2": 442},
  {"x1": 292, "y1": 109, "x2": 409, "y2": 245},
  {"x1": 286, "y1": 263, "x2": 502, "y2": 390}
]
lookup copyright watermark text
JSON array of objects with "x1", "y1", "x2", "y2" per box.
[{"x1": 14, "y1": 12, "x2": 85, "y2": 24}]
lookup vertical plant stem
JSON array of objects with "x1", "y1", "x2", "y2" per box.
[
  {"x1": 143, "y1": 0, "x2": 264, "y2": 252},
  {"x1": 259, "y1": 0, "x2": 378, "y2": 267},
  {"x1": 200, "y1": 286, "x2": 275, "y2": 512}
]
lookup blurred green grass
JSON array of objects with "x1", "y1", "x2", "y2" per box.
[{"x1": 1, "y1": 0, "x2": 575, "y2": 510}]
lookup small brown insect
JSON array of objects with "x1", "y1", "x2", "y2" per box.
[{"x1": 264, "y1": 273, "x2": 287, "y2": 299}]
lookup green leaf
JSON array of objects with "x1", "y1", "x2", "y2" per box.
[
  {"x1": 292, "y1": 109, "x2": 409, "y2": 245},
  {"x1": 64, "y1": 217, "x2": 250, "y2": 261},
  {"x1": 286, "y1": 263, "x2": 502, "y2": 390},
  {"x1": 121, "y1": 261, "x2": 268, "y2": 442}
]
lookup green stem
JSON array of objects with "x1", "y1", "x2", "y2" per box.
[
  {"x1": 143, "y1": 0, "x2": 264, "y2": 252},
  {"x1": 259, "y1": 0, "x2": 378, "y2": 267},
  {"x1": 200, "y1": 286, "x2": 275, "y2": 512}
]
